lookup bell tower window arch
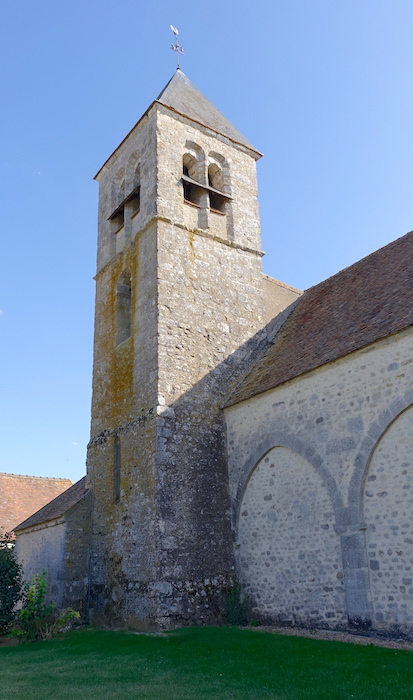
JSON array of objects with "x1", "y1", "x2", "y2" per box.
[
  {"x1": 182, "y1": 145, "x2": 205, "y2": 207},
  {"x1": 109, "y1": 156, "x2": 141, "y2": 232},
  {"x1": 208, "y1": 163, "x2": 226, "y2": 214},
  {"x1": 181, "y1": 145, "x2": 232, "y2": 217}
]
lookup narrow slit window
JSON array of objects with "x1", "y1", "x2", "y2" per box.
[
  {"x1": 115, "y1": 271, "x2": 132, "y2": 346},
  {"x1": 114, "y1": 433, "x2": 121, "y2": 503}
]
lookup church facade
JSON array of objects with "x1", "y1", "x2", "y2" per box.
[{"x1": 15, "y1": 71, "x2": 413, "y2": 635}]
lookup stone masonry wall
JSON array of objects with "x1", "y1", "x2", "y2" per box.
[
  {"x1": 15, "y1": 492, "x2": 91, "y2": 614},
  {"x1": 225, "y1": 327, "x2": 413, "y2": 633},
  {"x1": 87, "y1": 220, "x2": 161, "y2": 626},
  {"x1": 364, "y1": 405, "x2": 413, "y2": 631},
  {"x1": 89, "y1": 107, "x2": 161, "y2": 623},
  {"x1": 151, "y1": 106, "x2": 271, "y2": 623},
  {"x1": 238, "y1": 446, "x2": 346, "y2": 627},
  {"x1": 87, "y1": 99, "x2": 300, "y2": 628},
  {"x1": 63, "y1": 491, "x2": 92, "y2": 613},
  {"x1": 15, "y1": 519, "x2": 66, "y2": 607}
]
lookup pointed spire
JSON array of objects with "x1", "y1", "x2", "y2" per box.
[
  {"x1": 95, "y1": 70, "x2": 261, "y2": 180},
  {"x1": 156, "y1": 70, "x2": 260, "y2": 155}
]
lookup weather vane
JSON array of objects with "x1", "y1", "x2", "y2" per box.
[{"x1": 170, "y1": 25, "x2": 184, "y2": 68}]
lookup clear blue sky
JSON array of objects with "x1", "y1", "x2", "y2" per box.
[{"x1": 1, "y1": 1, "x2": 412, "y2": 483}]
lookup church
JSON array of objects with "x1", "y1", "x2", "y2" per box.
[{"x1": 15, "y1": 70, "x2": 413, "y2": 636}]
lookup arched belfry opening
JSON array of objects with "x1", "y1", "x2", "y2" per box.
[
  {"x1": 182, "y1": 152, "x2": 203, "y2": 207},
  {"x1": 110, "y1": 175, "x2": 126, "y2": 233},
  {"x1": 126, "y1": 159, "x2": 141, "y2": 218},
  {"x1": 115, "y1": 270, "x2": 132, "y2": 346},
  {"x1": 208, "y1": 163, "x2": 226, "y2": 213},
  {"x1": 85, "y1": 69, "x2": 265, "y2": 628}
]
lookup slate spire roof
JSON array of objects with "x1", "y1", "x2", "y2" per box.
[
  {"x1": 96, "y1": 70, "x2": 260, "y2": 179},
  {"x1": 227, "y1": 230, "x2": 413, "y2": 407},
  {"x1": 155, "y1": 69, "x2": 260, "y2": 154}
]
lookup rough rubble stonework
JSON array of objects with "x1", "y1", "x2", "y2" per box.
[
  {"x1": 85, "y1": 72, "x2": 300, "y2": 627},
  {"x1": 225, "y1": 327, "x2": 413, "y2": 634},
  {"x1": 14, "y1": 70, "x2": 413, "y2": 636},
  {"x1": 14, "y1": 480, "x2": 91, "y2": 613}
]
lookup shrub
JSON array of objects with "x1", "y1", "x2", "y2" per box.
[
  {"x1": 0, "y1": 530, "x2": 22, "y2": 633},
  {"x1": 222, "y1": 580, "x2": 251, "y2": 626},
  {"x1": 13, "y1": 571, "x2": 80, "y2": 641}
]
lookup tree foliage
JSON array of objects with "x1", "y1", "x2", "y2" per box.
[{"x1": 0, "y1": 530, "x2": 22, "y2": 633}]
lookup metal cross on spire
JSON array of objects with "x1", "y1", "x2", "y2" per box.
[{"x1": 170, "y1": 25, "x2": 184, "y2": 68}]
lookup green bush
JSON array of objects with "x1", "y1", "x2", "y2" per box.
[
  {"x1": 13, "y1": 571, "x2": 80, "y2": 641},
  {"x1": 0, "y1": 530, "x2": 22, "y2": 633},
  {"x1": 222, "y1": 580, "x2": 251, "y2": 626}
]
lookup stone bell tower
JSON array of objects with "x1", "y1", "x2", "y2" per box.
[{"x1": 86, "y1": 69, "x2": 268, "y2": 627}]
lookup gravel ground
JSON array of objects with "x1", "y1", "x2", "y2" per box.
[{"x1": 253, "y1": 625, "x2": 413, "y2": 650}]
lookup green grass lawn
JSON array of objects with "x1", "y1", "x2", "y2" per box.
[{"x1": 0, "y1": 627, "x2": 412, "y2": 700}]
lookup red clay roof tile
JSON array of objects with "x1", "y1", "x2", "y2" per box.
[
  {"x1": 0, "y1": 473, "x2": 72, "y2": 535},
  {"x1": 14, "y1": 477, "x2": 87, "y2": 532},
  {"x1": 227, "y1": 230, "x2": 413, "y2": 406}
]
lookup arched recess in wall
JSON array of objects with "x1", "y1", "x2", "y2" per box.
[
  {"x1": 363, "y1": 404, "x2": 413, "y2": 631},
  {"x1": 115, "y1": 270, "x2": 132, "y2": 346},
  {"x1": 237, "y1": 446, "x2": 346, "y2": 627}
]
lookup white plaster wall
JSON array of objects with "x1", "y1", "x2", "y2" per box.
[
  {"x1": 238, "y1": 446, "x2": 346, "y2": 626},
  {"x1": 364, "y1": 405, "x2": 413, "y2": 630},
  {"x1": 15, "y1": 520, "x2": 66, "y2": 606}
]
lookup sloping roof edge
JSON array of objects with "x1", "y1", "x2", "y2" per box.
[
  {"x1": 14, "y1": 477, "x2": 88, "y2": 532},
  {"x1": 226, "y1": 230, "x2": 413, "y2": 407},
  {"x1": 95, "y1": 70, "x2": 261, "y2": 180}
]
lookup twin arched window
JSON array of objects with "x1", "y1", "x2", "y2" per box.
[
  {"x1": 109, "y1": 160, "x2": 141, "y2": 232},
  {"x1": 182, "y1": 147, "x2": 231, "y2": 215}
]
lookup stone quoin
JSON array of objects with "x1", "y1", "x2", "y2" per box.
[{"x1": 14, "y1": 70, "x2": 413, "y2": 636}]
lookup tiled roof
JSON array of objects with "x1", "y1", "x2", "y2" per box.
[
  {"x1": 14, "y1": 477, "x2": 87, "y2": 532},
  {"x1": 226, "y1": 230, "x2": 413, "y2": 406},
  {"x1": 156, "y1": 70, "x2": 260, "y2": 155},
  {"x1": 0, "y1": 473, "x2": 72, "y2": 535}
]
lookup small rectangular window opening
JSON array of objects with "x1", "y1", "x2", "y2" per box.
[
  {"x1": 108, "y1": 186, "x2": 140, "y2": 230},
  {"x1": 128, "y1": 186, "x2": 140, "y2": 217},
  {"x1": 109, "y1": 205, "x2": 125, "y2": 232},
  {"x1": 114, "y1": 434, "x2": 121, "y2": 503},
  {"x1": 209, "y1": 192, "x2": 226, "y2": 214},
  {"x1": 183, "y1": 181, "x2": 202, "y2": 207}
]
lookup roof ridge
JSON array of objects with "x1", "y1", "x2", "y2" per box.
[
  {"x1": 155, "y1": 69, "x2": 260, "y2": 155},
  {"x1": 305, "y1": 230, "x2": 413, "y2": 293},
  {"x1": 14, "y1": 477, "x2": 88, "y2": 532},
  {"x1": 226, "y1": 229, "x2": 413, "y2": 406},
  {"x1": 0, "y1": 472, "x2": 72, "y2": 481}
]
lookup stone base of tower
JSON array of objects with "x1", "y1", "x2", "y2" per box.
[{"x1": 87, "y1": 573, "x2": 234, "y2": 630}]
